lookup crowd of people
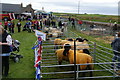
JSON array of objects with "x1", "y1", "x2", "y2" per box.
[{"x1": 3, "y1": 16, "x2": 69, "y2": 34}]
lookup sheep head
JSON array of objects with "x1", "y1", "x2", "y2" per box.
[
  {"x1": 83, "y1": 38, "x2": 89, "y2": 42},
  {"x1": 63, "y1": 44, "x2": 71, "y2": 56},
  {"x1": 83, "y1": 49, "x2": 90, "y2": 55},
  {"x1": 76, "y1": 38, "x2": 84, "y2": 42},
  {"x1": 67, "y1": 38, "x2": 74, "y2": 41}
]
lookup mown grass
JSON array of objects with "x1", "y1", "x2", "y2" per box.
[{"x1": 2, "y1": 20, "x2": 37, "y2": 79}]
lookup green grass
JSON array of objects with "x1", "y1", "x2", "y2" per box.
[
  {"x1": 9, "y1": 32, "x2": 36, "y2": 78},
  {"x1": 53, "y1": 12, "x2": 119, "y2": 24},
  {"x1": 2, "y1": 20, "x2": 37, "y2": 79}
]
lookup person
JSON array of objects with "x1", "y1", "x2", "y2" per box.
[
  {"x1": 8, "y1": 21, "x2": 12, "y2": 33},
  {"x1": 111, "y1": 32, "x2": 120, "y2": 69},
  {"x1": 39, "y1": 20, "x2": 43, "y2": 30},
  {"x1": 0, "y1": 25, "x2": 12, "y2": 77},
  {"x1": 71, "y1": 19, "x2": 75, "y2": 29},
  {"x1": 78, "y1": 20, "x2": 83, "y2": 30},
  {"x1": 11, "y1": 20, "x2": 15, "y2": 33},
  {"x1": 78, "y1": 20, "x2": 82, "y2": 26},
  {"x1": 58, "y1": 21, "x2": 62, "y2": 28},
  {"x1": 46, "y1": 19, "x2": 51, "y2": 27},
  {"x1": 112, "y1": 22, "x2": 118, "y2": 35},
  {"x1": 4, "y1": 21, "x2": 8, "y2": 30},
  {"x1": 16, "y1": 21, "x2": 21, "y2": 32}
]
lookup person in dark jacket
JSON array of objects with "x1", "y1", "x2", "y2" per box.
[
  {"x1": 58, "y1": 21, "x2": 62, "y2": 28},
  {"x1": 16, "y1": 21, "x2": 21, "y2": 32},
  {"x1": 40, "y1": 20, "x2": 43, "y2": 30},
  {"x1": 8, "y1": 21, "x2": 12, "y2": 33},
  {"x1": 4, "y1": 21, "x2": 8, "y2": 30},
  {"x1": 0, "y1": 25, "x2": 12, "y2": 77},
  {"x1": 111, "y1": 32, "x2": 120, "y2": 69},
  {"x1": 11, "y1": 20, "x2": 15, "y2": 33},
  {"x1": 71, "y1": 19, "x2": 75, "y2": 29}
]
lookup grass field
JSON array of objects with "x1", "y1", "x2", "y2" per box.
[
  {"x1": 2, "y1": 20, "x2": 37, "y2": 79},
  {"x1": 53, "y1": 12, "x2": 119, "y2": 24}
]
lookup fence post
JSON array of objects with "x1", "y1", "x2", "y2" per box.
[
  {"x1": 77, "y1": 65, "x2": 79, "y2": 80},
  {"x1": 74, "y1": 40, "x2": 77, "y2": 80},
  {"x1": 93, "y1": 42, "x2": 96, "y2": 63},
  {"x1": 113, "y1": 62, "x2": 116, "y2": 80}
]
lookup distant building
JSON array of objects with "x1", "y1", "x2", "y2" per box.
[{"x1": 0, "y1": 3, "x2": 35, "y2": 18}]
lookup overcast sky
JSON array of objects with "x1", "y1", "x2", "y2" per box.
[{"x1": 1, "y1": 0, "x2": 120, "y2": 15}]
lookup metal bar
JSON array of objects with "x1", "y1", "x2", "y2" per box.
[
  {"x1": 42, "y1": 44, "x2": 93, "y2": 47},
  {"x1": 96, "y1": 52, "x2": 112, "y2": 60},
  {"x1": 93, "y1": 42, "x2": 96, "y2": 63},
  {"x1": 97, "y1": 60, "x2": 115, "y2": 74},
  {"x1": 41, "y1": 78, "x2": 74, "y2": 80},
  {"x1": 41, "y1": 62, "x2": 120, "y2": 68},
  {"x1": 42, "y1": 56, "x2": 56, "y2": 58},
  {"x1": 42, "y1": 71, "x2": 74, "y2": 74},
  {"x1": 42, "y1": 53, "x2": 55, "y2": 55},
  {"x1": 41, "y1": 69, "x2": 117, "y2": 75},
  {"x1": 76, "y1": 65, "x2": 79, "y2": 80},
  {"x1": 74, "y1": 40, "x2": 77, "y2": 80},
  {"x1": 77, "y1": 76, "x2": 120, "y2": 79},
  {"x1": 96, "y1": 48, "x2": 113, "y2": 56},
  {"x1": 42, "y1": 61, "x2": 58, "y2": 64},
  {"x1": 97, "y1": 44, "x2": 120, "y2": 53},
  {"x1": 96, "y1": 54, "x2": 111, "y2": 62}
]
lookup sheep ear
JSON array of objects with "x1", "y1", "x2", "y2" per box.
[
  {"x1": 83, "y1": 49, "x2": 90, "y2": 54},
  {"x1": 83, "y1": 39, "x2": 89, "y2": 41}
]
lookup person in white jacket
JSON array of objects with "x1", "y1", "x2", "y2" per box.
[{"x1": 0, "y1": 25, "x2": 12, "y2": 77}]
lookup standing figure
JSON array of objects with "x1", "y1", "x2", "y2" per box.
[
  {"x1": 0, "y1": 25, "x2": 12, "y2": 77},
  {"x1": 16, "y1": 21, "x2": 21, "y2": 32},
  {"x1": 8, "y1": 21, "x2": 12, "y2": 33},
  {"x1": 40, "y1": 20, "x2": 43, "y2": 30},
  {"x1": 72, "y1": 19, "x2": 75, "y2": 29},
  {"x1": 4, "y1": 21, "x2": 8, "y2": 30},
  {"x1": 58, "y1": 21, "x2": 62, "y2": 28},
  {"x1": 111, "y1": 32, "x2": 120, "y2": 69},
  {"x1": 11, "y1": 21, "x2": 15, "y2": 33}
]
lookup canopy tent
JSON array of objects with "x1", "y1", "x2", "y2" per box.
[{"x1": 21, "y1": 12, "x2": 31, "y2": 16}]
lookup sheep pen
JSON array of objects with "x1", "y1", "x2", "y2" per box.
[
  {"x1": 35, "y1": 18, "x2": 120, "y2": 80},
  {"x1": 38, "y1": 28, "x2": 120, "y2": 80}
]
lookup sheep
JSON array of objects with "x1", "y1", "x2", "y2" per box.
[
  {"x1": 55, "y1": 49, "x2": 70, "y2": 65},
  {"x1": 54, "y1": 38, "x2": 90, "y2": 50},
  {"x1": 46, "y1": 27, "x2": 64, "y2": 38},
  {"x1": 63, "y1": 41, "x2": 90, "y2": 51},
  {"x1": 55, "y1": 44, "x2": 93, "y2": 76},
  {"x1": 77, "y1": 49, "x2": 91, "y2": 55},
  {"x1": 54, "y1": 38, "x2": 62, "y2": 49},
  {"x1": 63, "y1": 44, "x2": 93, "y2": 76},
  {"x1": 54, "y1": 38, "x2": 71, "y2": 49}
]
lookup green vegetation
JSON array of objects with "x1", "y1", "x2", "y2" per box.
[
  {"x1": 2, "y1": 20, "x2": 36, "y2": 79},
  {"x1": 53, "y1": 12, "x2": 119, "y2": 24}
]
